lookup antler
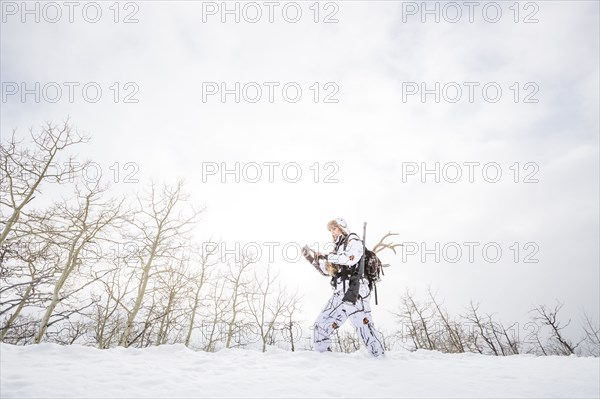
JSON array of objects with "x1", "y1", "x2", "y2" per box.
[{"x1": 372, "y1": 232, "x2": 402, "y2": 255}]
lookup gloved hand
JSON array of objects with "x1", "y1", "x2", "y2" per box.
[{"x1": 301, "y1": 245, "x2": 315, "y2": 263}]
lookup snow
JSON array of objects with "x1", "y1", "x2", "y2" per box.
[{"x1": 1, "y1": 344, "x2": 598, "y2": 398}]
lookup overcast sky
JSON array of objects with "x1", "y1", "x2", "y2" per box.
[{"x1": 2, "y1": 1, "x2": 599, "y2": 335}]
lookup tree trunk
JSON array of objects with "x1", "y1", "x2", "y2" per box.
[
  {"x1": 119, "y1": 240, "x2": 158, "y2": 347},
  {"x1": 34, "y1": 234, "x2": 84, "y2": 343}
]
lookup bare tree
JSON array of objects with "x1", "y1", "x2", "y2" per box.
[
  {"x1": 34, "y1": 183, "x2": 124, "y2": 343},
  {"x1": 378, "y1": 328, "x2": 400, "y2": 352},
  {"x1": 247, "y1": 264, "x2": 301, "y2": 352},
  {"x1": 531, "y1": 302, "x2": 579, "y2": 355},
  {"x1": 280, "y1": 291, "x2": 303, "y2": 352},
  {"x1": 500, "y1": 320, "x2": 520, "y2": 355},
  {"x1": 465, "y1": 301, "x2": 500, "y2": 355},
  {"x1": 394, "y1": 289, "x2": 437, "y2": 351},
  {"x1": 460, "y1": 301, "x2": 522, "y2": 356},
  {"x1": 184, "y1": 243, "x2": 219, "y2": 347},
  {"x1": 580, "y1": 312, "x2": 600, "y2": 357},
  {"x1": 1, "y1": 120, "x2": 90, "y2": 343},
  {"x1": 223, "y1": 253, "x2": 255, "y2": 349},
  {"x1": 0, "y1": 235, "x2": 56, "y2": 341},
  {"x1": 201, "y1": 271, "x2": 230, "y2": 352},
  {"x1": 153, "y1": 263, "x2": 185, "y2": 345},
  {"x1": 0, "y1": 314, "x2": 38, "y2": 344},
  {"x1": 49, "y1": 320, "x2": 89, "y2": 345},
  {"x1": 428, "y1": 288, "x2": 465, "y2": 353},
  {"x1": 335, "y1": 328, "x2": 361, "y2": 353},
  {"x1": 1, "y1": 120, "x2": 89, "y2": 246},
  {"x1": 90, "y1": 273, "x2": 128, "y2": 348},
  {"x1": 119, "y1": 181, "x2": 201, "y2": 347}
]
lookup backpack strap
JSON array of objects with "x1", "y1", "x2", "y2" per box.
[
  {"x1": 330, "y1": 234, "x2": 362, "y2": 292},
  {"x1": 330, "y1": 265, "x2": 355, "y2": 290},
  {"x1": 343, "y1": 233, "x2": 361, "y2": 251}
]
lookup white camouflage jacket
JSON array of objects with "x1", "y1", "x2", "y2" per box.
[{"x1": 317, "y1": 234, "x2": 365, "y2": 284}]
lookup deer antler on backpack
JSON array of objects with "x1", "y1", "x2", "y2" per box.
[{"x1": 371, "y1": 232, "x2": 402, "y2": 267}]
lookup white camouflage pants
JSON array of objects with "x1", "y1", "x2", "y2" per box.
[{"x1": 313, "y1": 279, "x2": 385, "y2": 357}]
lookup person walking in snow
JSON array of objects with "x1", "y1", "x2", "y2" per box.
[{"x1": 302, "y1": 217, "x2": 385, "y2": 357}]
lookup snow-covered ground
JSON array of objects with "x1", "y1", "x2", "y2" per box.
[{"x1": 1, "y1": 343, "x2": 598, "y2": 398}]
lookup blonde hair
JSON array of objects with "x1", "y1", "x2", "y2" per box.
[{"x1": 327, "y1": 219, "x2": 341, "y2": 231}]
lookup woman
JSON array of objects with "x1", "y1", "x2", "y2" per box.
[{"x1": 303, "y1": 217, "x2": 385, "y2": 357}]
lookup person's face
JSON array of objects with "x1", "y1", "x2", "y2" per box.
[{"x1": 329, "y1": 226, "x2": 342, "y2": 241}]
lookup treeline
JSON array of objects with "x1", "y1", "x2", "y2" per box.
[
  {"x1": 374, "y1": 289, "x2": 598, "y2": 357},
  {"x1": 0, "y1": 121, "x2": 301, "y2": 351},
  {"x1": 1, "y1": 121, "x2": 598, "y2": 357}
]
